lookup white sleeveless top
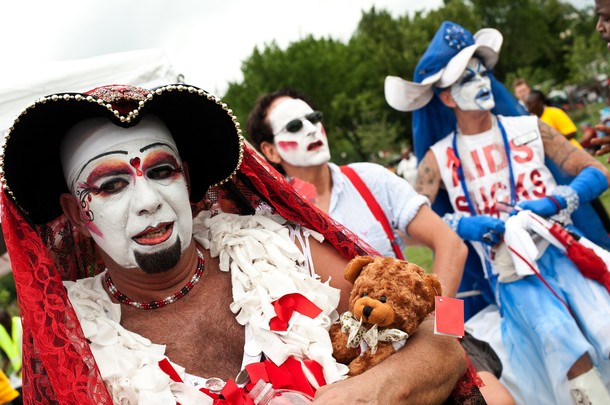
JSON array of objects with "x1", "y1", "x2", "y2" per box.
[{"x1": 430, "y1": 115, "x2": 557, "y2": 221}]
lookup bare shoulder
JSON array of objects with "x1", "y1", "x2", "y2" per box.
[{"x1": 414, "y1": 150, "x2": 441, "y2": 203}]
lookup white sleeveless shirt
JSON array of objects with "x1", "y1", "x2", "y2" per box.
[{"x1": 431, "y1": 115, "x2": 557, "y2": 221}]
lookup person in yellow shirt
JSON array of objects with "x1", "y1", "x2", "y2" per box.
[{"x1": 525, "y1": 89, "x2": 583, "y2": 149}]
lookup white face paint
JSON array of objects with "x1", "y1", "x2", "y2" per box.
[
  {"x1": 450, "y1": 58, "x2": 495, "y2": 111},
  {"x1": 268, "y1": 98, "x2": 331, "y2": 167},
  {"x1": 63, "y1": 118, "x2": 193, "y2": 269}
]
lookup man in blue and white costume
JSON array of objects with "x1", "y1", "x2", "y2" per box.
[{"x1": 385, "y1": 21, "x2": 610, "y2": 405}]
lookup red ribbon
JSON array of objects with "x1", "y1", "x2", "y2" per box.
[
  {"x1": 303, "y1": 359, "x2": 326, "y2": 388},
  {"x1": 158, "y1": 358, "x2": 183, "y2": 383},
  {"x1": 158, "y1": 356, "x2": 325, "y2": 405},
  {"x1": 269, "y1": 293, "x2": 322, "y2": 331},
  {"x1": 548, "y1": 223, "x2": 610, "y2": 293},
  {"x1": 248, "y1": 358, "x2": 326, "y2": 397},
  {"x1": 215, "y1": 380, "x2": 255, "y2": 405}
]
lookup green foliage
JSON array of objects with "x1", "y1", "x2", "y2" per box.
[
  {"x1": 0, "y1": 275, "x2": 15, "y2": 303},
  {"x1": 0, "y1": 274, "x2": 18, "y2": 315},
  {"x1": 404, "y1": 245, "x2": 434, "y2": 273},
  {"x1": 221, "y1": 0, "x2": 610, "y2": 165}
]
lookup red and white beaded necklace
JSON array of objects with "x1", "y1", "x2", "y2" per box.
[{"x1": 104, "y1": 249, "x2": 205, "y2": 309}]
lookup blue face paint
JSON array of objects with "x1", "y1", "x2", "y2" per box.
[{"x1": 450, "y1": 58, "x2": 495, "y2": 111}]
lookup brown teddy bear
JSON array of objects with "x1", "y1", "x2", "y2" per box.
[{"x1": 329, "y1": 255, "x2": 441, "y2": 376}]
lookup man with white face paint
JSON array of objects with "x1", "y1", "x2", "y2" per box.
[
  {"x1": 0, "y1": 84, "x2": 473, "y2": 404},
  {"x1": 247, "y1": 88, "x2": 468, "y2": 298},
  {"x1": 60, "y1": 116, "x2": 194, "y2": 274},
  {"x1": 268, "y1": 98, "x2": 331, "y2": 168},
  {"x1": 449, "y1": 58, "x2": 495, "y2": 112},
  {"x1": 385, "y1": 21, "x2": 610, "y2": 405}
]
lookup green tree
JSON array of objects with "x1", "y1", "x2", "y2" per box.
[
  {"x1": 222, "y1": 0, "x2": 607, "y2": 165},
  {"x1": 564, "y1": 7, "x2": 609, "y2": 85}
]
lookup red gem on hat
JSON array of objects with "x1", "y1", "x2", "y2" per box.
[{"x1": 86, "y1": 85, "x2": 150, "y2": 115}]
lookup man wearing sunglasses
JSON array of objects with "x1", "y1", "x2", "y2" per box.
[{"x1": 247, "y1": 87, "x2": 467, "y2": 298}]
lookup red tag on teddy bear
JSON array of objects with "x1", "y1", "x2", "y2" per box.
[{"x1": 434, "y1": 296, "x2": 464, "y2": 338}]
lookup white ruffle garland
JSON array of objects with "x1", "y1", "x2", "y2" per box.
[
  {"x1": 192, "y1": 211, "x2": 348, "y2": 386},
  {"x1": 65, "y1": 211, "x2": 347, "y2": 404}
]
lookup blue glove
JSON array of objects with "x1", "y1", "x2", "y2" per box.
[
  {"x1": 516, "y1": 166, "x2": 608, "y2": 216},
  {"x1": 569, "y1": 166, "x2": 608, "y2": 203},
  {"x1": 457, "y1": 216, "x2": 505, "y2": 246},
  {"x1": 516, "y1": 196, "x2": 566, "y2": 217}
]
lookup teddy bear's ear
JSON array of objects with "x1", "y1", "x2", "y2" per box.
[
  {"x1": 423, "y1": 273, "x2": 443, "y2": 305},
  {"x1": 344, "y1": 256, "x2": 375, "y2": 283}
]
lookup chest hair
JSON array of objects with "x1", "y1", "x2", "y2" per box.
[{"x1": 120, "y1": 253, "x2": 245, "y2": 380}]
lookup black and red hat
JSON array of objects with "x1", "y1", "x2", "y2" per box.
[{"x1": 1, "y1": 83, "x2": 244, "y2": 224}]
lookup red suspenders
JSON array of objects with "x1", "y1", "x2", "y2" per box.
[{"x1": 340, "y1": 165, "x2": 405, "y2": 259}]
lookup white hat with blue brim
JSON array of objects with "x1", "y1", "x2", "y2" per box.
[{"x1": 384, "y1": 21, "x2": 503, "y2": 112}]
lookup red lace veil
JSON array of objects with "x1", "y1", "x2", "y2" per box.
[{"x1": 0, "y1": 85, "x2": 479, "y2": 403}]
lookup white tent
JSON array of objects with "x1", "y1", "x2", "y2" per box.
[{"x1": 0, "y1": 48, "x2": 181, "y2": 133}]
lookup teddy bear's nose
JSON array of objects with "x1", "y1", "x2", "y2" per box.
[{"x1": 363, "y1": 306, "x2": 373, "y2": 318}]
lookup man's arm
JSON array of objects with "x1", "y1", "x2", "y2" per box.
[
  {"x1": 408, "y1": 151, "x2": 467, "y2": 297},
  {"x1": 314, "y1": 317, "x2": 467, "y2": 404},
  {"x1": 414, "y1": 150, "x2": 443, "y2": 204},
  {"x1": 539, "y1": 119, "x2": 610, "y2": 184},
  {"x1": 564, "y1": 131, "x2": 578, "y2": 140},
  {"x1": 406, "y1": 205, "x2": 467, "y2": 297}
]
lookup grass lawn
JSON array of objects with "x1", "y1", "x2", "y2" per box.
[{"x1": 405, "y1": 153, "x2": 610, "y2": 272}]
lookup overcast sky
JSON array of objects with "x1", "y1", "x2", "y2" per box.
[
  {"x1": 0, "y1": 0, "x2": 593, "y2": 96},
  {"x1": 0, "y1": 0, "x2": 447, "y2": 95}
]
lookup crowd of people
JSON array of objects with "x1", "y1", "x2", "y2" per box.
[{"x1": 2, "y1": 1, "x2": 610, "y2": 405}]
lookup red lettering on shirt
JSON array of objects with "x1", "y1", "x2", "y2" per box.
[
  {"x1": 455, "y1": 196, "x2": 471, "y2": 213},
  {"x1": 470, "y1": 150, "x2": 485, "y2": 178},
  {"x1": 515, "y1": 173, "x2": 532, "y2": 201},
  {"x1": 515, "y1": 170, "x2": 547, "y2": 201},
  {"x1": 530, "y1": 169, "x2": 546, "y2": 198},
  {"x1": 489, "y1": 181, "x2": 509, "y2": 203},
  {"x1": 510, "y1": 140, "x2": 533, "y2": 163},
  {"x1": 446, "y1": 147, "x2": 461, "y2": 187},
  {"x1": 483, "y1": 144, "x2": 508, "y2": 174},
  {"x1": 477, "y1": 185, "x2": 494, "y2": 215}
]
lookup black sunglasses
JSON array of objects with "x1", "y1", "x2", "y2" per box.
[{"x1": 276, "y1": 111, "x2": 324, "y2": 134}]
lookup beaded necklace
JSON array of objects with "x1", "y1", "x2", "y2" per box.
[{"x1": 104, "y1": 249, "x2": 205, "y2": 309}]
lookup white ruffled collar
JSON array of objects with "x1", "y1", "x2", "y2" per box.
[{"x1": 65, "y1": 211, "x2": 347, "y2": 404}]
